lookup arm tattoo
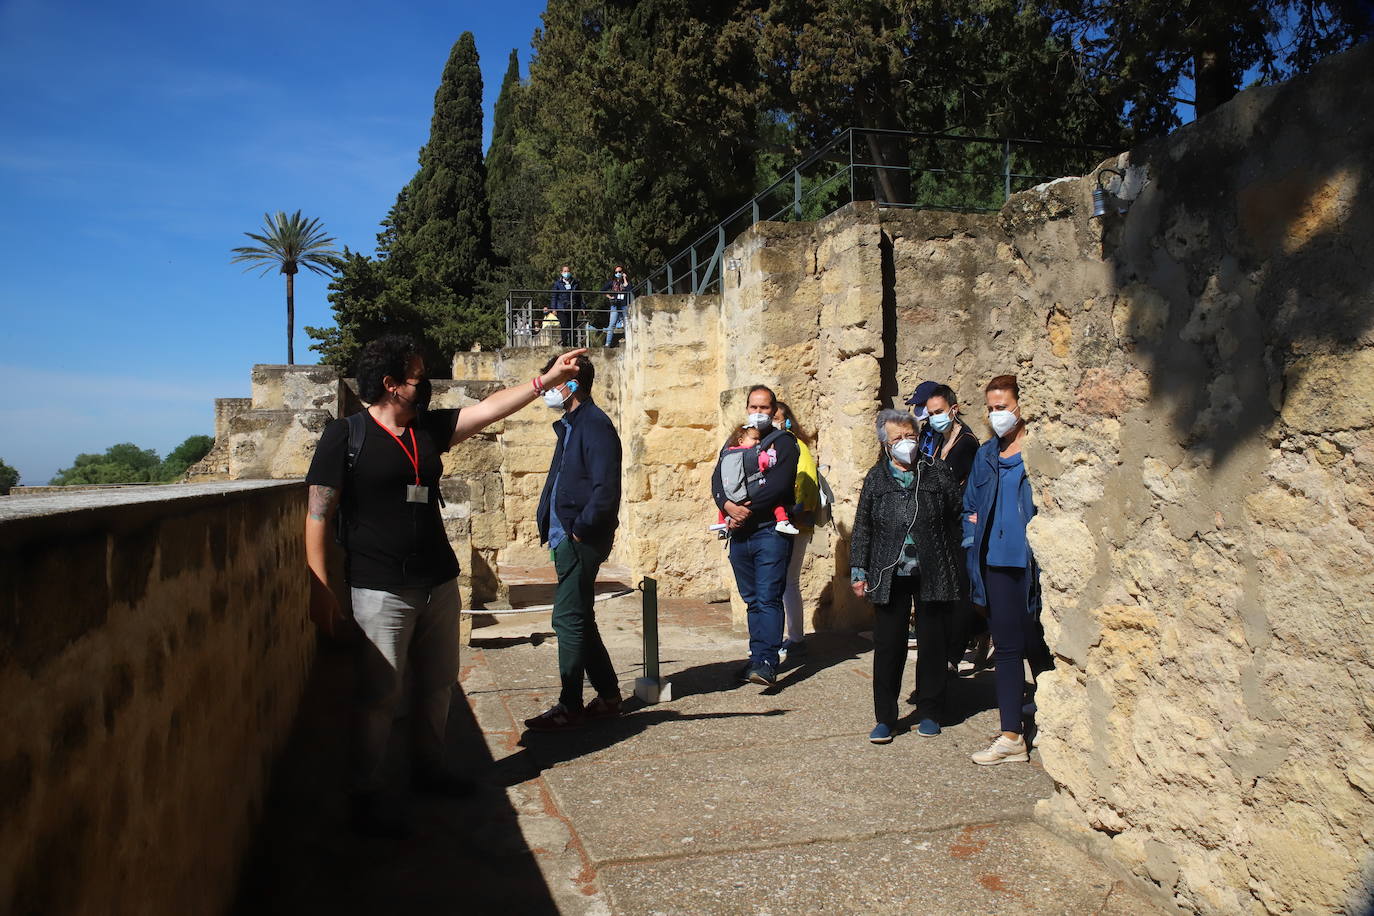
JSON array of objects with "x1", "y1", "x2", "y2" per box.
[{"x1": 308, "y1": 485, "x2": 339, "y2": 522}]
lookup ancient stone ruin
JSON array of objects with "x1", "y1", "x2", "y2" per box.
[{"x1": 6, "y1": 40, "x2": 1368, "y2": 916}]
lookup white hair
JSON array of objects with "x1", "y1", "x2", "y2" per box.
[{"x1": 875, "y1": 409, "x2": 916, "y2": 445}]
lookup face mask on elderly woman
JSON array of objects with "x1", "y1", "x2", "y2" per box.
[{"x1": 889, "y1": 438, "x2": 919, "y2": 466}]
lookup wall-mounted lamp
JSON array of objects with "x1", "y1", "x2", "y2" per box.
[
  {"x1": 1092, "y1": 168, "x2": 1126, "y2": 218},
  {"x1": 726, "y1": 258, "x2": 741, "y2": 272}
]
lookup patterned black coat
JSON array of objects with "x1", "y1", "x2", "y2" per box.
[{"x1": 850, "y1": 456, "x2": 963, "y2": 606}]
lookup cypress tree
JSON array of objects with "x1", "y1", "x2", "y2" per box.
[
  {"x1": 311, "y1": 33, "x2": 497, "y2": 370},
  {"x1": 394, "y1": 31, "x2": 496, "y2": 357},
  {"x1": 487, "y1": 49, "x2": 545, "y2": 291}
]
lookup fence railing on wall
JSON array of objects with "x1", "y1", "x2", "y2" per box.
[
  {"x1": 505, "y1": 289, "x2": 632, "y2": 350},
  {"x1": 635, "y1": 127, "x2": 1117, "y2": 299}
]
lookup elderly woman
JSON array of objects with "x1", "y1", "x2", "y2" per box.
[{"x1": 850, "y1": 409, "x2": 963, "y2": 744}]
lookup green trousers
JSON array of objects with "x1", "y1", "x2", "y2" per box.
[{"x1": 552, "y1": 537, "x2": 619, "y2": 710}]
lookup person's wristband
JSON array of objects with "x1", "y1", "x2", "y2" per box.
[{"x1": 532, "y1": 376, "x2": 545, "y2": 393}]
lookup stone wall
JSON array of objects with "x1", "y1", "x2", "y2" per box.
[
  {"x1": 1018, "y1": 43, "x2": 1374, "y2": 914},
  {"x1": 617, "y1": 294, "x2": 726, "y2": 597},
  {"x1": 0, "y1": 481, "x2": 314, "y2": 916}
]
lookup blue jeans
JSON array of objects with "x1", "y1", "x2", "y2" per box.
[
  {"x1": 728, "y1": 525, "x2": 793, "y2": 669},
  {"x1": 604, "y1": 302, "x2": 625, "y2": 346}
]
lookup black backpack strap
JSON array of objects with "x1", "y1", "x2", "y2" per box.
[
  {"x1": 336, "y1": 412, "x2": 367, "y2": 546},
  {"x1": 758, "y1": 428, "x2": 789, "y2": 451},
  {"x1": 345, "y1": 411, "x2": 367, "y2": 470}
]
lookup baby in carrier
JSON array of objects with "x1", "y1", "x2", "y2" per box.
[{"x1": 713, "y1": 425, "x2": 800, "y2": 537}]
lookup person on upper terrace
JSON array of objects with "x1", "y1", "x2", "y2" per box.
[
  {"x1": 600, "y1": 265, "x2": 632, "y2": 348},
  {"x1": 550, "y1": 264, "x2": 581, "y2": 347}
]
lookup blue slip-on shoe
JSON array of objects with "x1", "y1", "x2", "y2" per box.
[
  {"x1": 917, "y1": 718, "x2": 942, "y2": 737},
  {"x1": 868, "y1": 723, "x2": 894, "y2": 744}
]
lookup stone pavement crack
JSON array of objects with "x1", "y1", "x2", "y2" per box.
[{"x1": 584, "y1": 816, "x2": 1040, "y2": 870}]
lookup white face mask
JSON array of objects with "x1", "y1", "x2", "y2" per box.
[
  {"x1": 746, "y1": 412, "x2": 772, "y2": 431},
  {"x1": 890, "y1": 439, "x2": 918, "y2": 466},
  {"x1": 544, "y1": 380, "x2": 578, "y2": 409},
  {"x1": 927, "y1": 412, "x2": 952, "y2": 433},
  {"x1": 989, "y1": 409, "x2": 1019, "y2": 437}
]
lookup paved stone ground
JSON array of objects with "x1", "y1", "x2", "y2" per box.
[{"x1": 237, "y1": 568, "x2": 1165, "y2": 916}]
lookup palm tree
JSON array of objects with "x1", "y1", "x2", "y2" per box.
[{"x1": 231, "y1": 210, "x2": 340, "y2": 364}]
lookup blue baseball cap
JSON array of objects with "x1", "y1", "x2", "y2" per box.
[{"x1": 903, "y1": 380, "x2": 940, "y2": 417}]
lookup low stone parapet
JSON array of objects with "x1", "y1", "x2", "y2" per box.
[{"x1": 0, "y1": 480, "x2": 314, "y2": 915}]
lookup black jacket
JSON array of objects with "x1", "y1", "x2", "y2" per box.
[
  {"x1": 710, "y1": 428, "x2": 800, "y2": 536},
  {"x1": 537, "y1": 399, "x2": 622, "y2": 551},
  {"x1": 938, "y1": 421, "x2": 980, "y2": 487},
  {"x1": 850, "y1": 456, "x2": 962, "y2": 606}
]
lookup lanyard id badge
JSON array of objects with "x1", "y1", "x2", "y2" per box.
[{"x1": 371, "y1": 416, "x2": 428, "y2": 505}]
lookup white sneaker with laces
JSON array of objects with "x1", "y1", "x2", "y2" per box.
[
  {"x1": 775, "y1": 520, "x2": 800, "y2": 535},
  {"x1": 971, "y1": 734, "x2": 1028, "y2": 766}
]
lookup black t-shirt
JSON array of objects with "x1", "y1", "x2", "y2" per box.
[{"x1": 306, "y1": 408, "x2": 461, "y2": 591}]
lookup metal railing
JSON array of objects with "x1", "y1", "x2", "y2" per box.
[
  {"x1": 505, "y1": 289, "x2": 634, "y2": 349},
  {"x1": 636, "y1": 127, "x2": 1118, "y2": 298}
]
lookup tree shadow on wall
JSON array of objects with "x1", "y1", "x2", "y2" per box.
[{"x1": 1102, "y1": 42, "x2": 1374, "y2": 466}]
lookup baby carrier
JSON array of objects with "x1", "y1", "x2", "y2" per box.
[{"x1": 718, "y1": 428, "x2": 789, "y2": 503}]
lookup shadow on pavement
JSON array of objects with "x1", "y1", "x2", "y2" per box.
[
  {"x1": 469, "y1": 631, "x2": 557, "y2": 649},
  {"x1": 233, "y1": 637, "x2": 559, "y2": 916},
  {"x1": 667, "y1": 630, "x2": 870, "y2": 699},
  {"x1": 492, "y1": 708, "x2": 789, "y2": 787}
]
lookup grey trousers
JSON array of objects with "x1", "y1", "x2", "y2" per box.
[{"x1": 350, "y1": 578, "x2": 460, "y2": 792}]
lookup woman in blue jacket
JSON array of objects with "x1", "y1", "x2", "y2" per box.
[{"x1": 961, "y1": 374, "x2": 1041, "y2": 766}]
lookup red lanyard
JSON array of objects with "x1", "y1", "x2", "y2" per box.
[{"x1": 370, "y1": 415, "x2": 420, "y2": 485}]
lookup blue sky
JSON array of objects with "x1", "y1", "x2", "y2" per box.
[{"x1": 0, "y1": 0, "x2": 546, "y2": 484}]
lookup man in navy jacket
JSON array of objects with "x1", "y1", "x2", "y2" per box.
[
  {"x1": 526, "y1": 354, "x2": 624, "y2": 730},
  {"x1": 712, "y1": 384, "x2": 800, "y2": 686},
  {"x1": 549, "y1": 265, "x2": 581, "y2": 347}
]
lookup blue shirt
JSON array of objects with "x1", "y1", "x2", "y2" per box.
[
  {"x1": 547, "y1": 415, "x2": 572, "y2": 549},
  {"x1": 986, "y1": 452, "x2": 1029, "y2": 567}
]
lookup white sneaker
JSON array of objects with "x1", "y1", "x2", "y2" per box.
[
  {"x1": 775, "y1": 520, "x2": 800, "y2": 535},
  {"x1": 971, "y1": 734, "x2": 1028, "y2": 766}
]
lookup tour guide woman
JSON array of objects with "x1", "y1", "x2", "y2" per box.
[
  {"x1": 962, "y1": 374, "x2": 1042, "y2": 766},
  {"x1": 305, "y1": 335, "x2": 586, "y2": 835},
  {"x1": 850, "y1": 408, "x2": 963, "y2": 744}
]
